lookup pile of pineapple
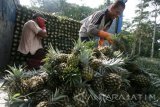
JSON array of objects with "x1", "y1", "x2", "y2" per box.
[
  {"x1": 10, "y1": 5, "x2": 81, "y2": 65},
  {"x1": 3, "y1": 40, "x2": 160, "y2": 107}
]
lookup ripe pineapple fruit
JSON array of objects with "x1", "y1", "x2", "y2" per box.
[
  {"x1": 67, "y1": 53, "x2": 80, "y2": 67},
  {"x1": 131, "y1": 74, "x2": 150, "y2": 88},
  {"x1": 92, "y1": 48, "x2": 102, "y2": 58},
  {"x1": 99, "y1": 46, "x2": 112, "y2": 57},
  {"x1": 82, "y1": 66, "x2": 94, "y2": 81},
  {"x1": 80, "y1": 48, "x2": 94, "y2": 81},
  {"x1": 91, "y1": 76, "x2": 104, "y2": 92},
  {"x1": 6, "y1": 79, "x2": 29, "y2": 94},
  {"x1": 47, "y1": 73, "x2": 61, "y2": 90},
  {"x1": 73, "y1": 87, "x2": 90, "y2": 107},
  {"x1": 36, "y1": 101, "x2": 49, "y2": 107},
  {"x1": 103, "y1": 73, "x2": 122, "y2": 91},
  {"x1": 112, "y1": 90, "x2": 130, "y2": 107},
  {"x1": 55, "y1": 63, "x2": 67, "y2": 73},
  {"x1": 19, "y1": 79, "x2": 30, "y2": 94},
  {"x1": 89, "y1": 58, "x2": 102, "y2": 71},
  {"x1": 67, "y1": 39, "x2": 85, "y2": 67},
  {"x1": 3, "y1": 65, "x2": 28, "y2": 94},
  {"x1": 137, "y1": 101, "x2": 153, "y2": 107},
  {"x1": 56, "y1": 53, "x2": 69, "y2": 63},
  {"x1": 27, "y1": 76, "x2": 44, "y2": 91},
  {"x1": 31, "y1": 89, "x2": 51, "y2": 103},
  {"x1": 39, "y1": 72, "x2": 48, "y2": 83}
]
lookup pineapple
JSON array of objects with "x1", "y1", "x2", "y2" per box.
[
  {"x1": 67, "y1": 39, "x2": 85, "y2": 67},
  {"x1": 99, "y1": 46, "x2": 112, "y2": 57},
  {"x1": 44, "y1": 44, "x2": 66, "y2": 67},
  {"x1": 82, "y1": 66, "x2": 94, "y2": 81},
  {"x1": 47, "y1": 71, "x2": 61, "y2": 90},
  {"x1": 27, "y1": 76, "x2": 44, "y2": 91},
  {"x1": 20, "y1": 79, "x2": 30, "y2": 94},
  {"x1": 80, "y1": 48, "x2": 94, "y2": 81},
  {"x1": 55, "y1": 63, "x2": 67, "y2": 73},
  {"x1": 67, "y1": 53, "x2": 80, "y2": 67},
  {"x1": 73, "y1": 87, "x2": 91, "y2": 107},
  {"x1": 56, "y1": 53, "x2": 69, "y2": 63},
  {"x1": 131, "y1": 74, "x2": 150, "y2": 88},
  {"x1": 112, "y1": 90, "x2": 130, "y2": 107},
  {"x1": 91, "y1": 76, "x2": 104, "y2": 92},
  {"x1": 36, "y1": 101, "x2": 49, "y2": 107},
  {"x1": 49, "y1": 88, "x2": 68, "y2": 107},
  {"x1": 89, "y1": 58, "x2": 102, "y2": 71},
  {"x1": 31, "y1": 89, "x2": 51, "y2": 103},
  {"x1": 39, "y1": 72, "x2": 48, "y2": 83},
  {"x1": 3, "y1": 65, "x2": 28, "y2": 94},
  {"x1": 6, "y1": 79, "x2": 30, "y2": 95},
  {"x1": 103, "y1": 73, "x2": 122, "y2": 91},
  {"x1": 92, "y1": 48, "x2": 102, "y2": 58},
  {"x1": 137, "y1": 101, "x2": 153, "y2": 107},
  {"x1": 63, "y1": 66, "x2": 81, "y2": 88}
]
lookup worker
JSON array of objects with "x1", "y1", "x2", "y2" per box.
[
  {"x1": 79, "y1": 0, "x2": 125, "y2": 47},
  {"x1": 18, "y1": 13, "x2": 48, "y2": 70}
]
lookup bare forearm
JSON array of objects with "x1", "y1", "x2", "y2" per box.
[{"x1": 37, "y1": 30, "x2": 48, "y2": 38}]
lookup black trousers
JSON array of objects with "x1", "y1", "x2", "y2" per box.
[{"x1": 27, "y1": 48, "x2": 47, "y2": 70}]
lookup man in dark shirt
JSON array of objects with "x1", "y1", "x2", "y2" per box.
[{"x1": 79, "y1": 0, "x2": 125, "y2": 47}]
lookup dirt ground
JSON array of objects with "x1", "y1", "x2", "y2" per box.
[{"x1": 0, "y1": 79, "x2": 8, "y2": 107}]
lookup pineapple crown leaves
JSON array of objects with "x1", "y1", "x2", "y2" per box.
[
  {"x1": 64, "y1": 73, "x2": 82, "y2": 88},
  {"x1": 79, "y1": 48, "x2": 93, "y2": 65},
  {"x1": 63, "y1": 67, "x2": 82, "y2": 87},
  {"x1": 73, "y1": 95, "x2": 88, "y2": 105},
  {"x1": 8, "y1": 93, "x2": 26, "y2": 105},
  {"x1": 113, "y1": 50, "x2": 124, "y2": 58},
  {"x1": 84, "y1": 40, "x2": 97, "y2": 49},
  {"x1": 7, "y1": 92, "x2": 35, "y2": 105},
  {"x1": 75, "y1": 79, "x2": 100, "y2": 101},
  {"x1": 43, "y1": 43, "x2": 60, "y2": 63},
  {"x1": 22, "y1": 69, "x2": 43, "y2": 78},
  {"x1": 102, "y1": 57, "x2": 124, "y2": 68},
  {"x1": 72, "y1": 39, "x2": 85, "y2": 54},
  {"x1": 149, "y1": 73, "x2": 160, "y2": 88},
  {"x1": 95, "y1": 65, "x2": 129, "y2": 79},
  {"x1": 49, "y1": 88, "x2": 67, "y2": 104},
  {"x1": 4, "y1": 65, "x2": 24, "y2": 82},
  {"x1": 87, "y1": 85, "x2": 99, "y2": 101}
]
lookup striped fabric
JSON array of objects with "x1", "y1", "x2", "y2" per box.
[{"x1": 79, "y1": 9, "x2": 113, "y2": 39}]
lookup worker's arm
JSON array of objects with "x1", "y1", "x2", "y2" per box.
[
  {"x1": 37, "y1": 29, "x2": 48, "y2": 38},
  {"x1": 98, "y1": 30, "x2": 113, "y2": 44},
  {"x1": 28, "y1": 20, "x2": 47, "y2": 38},
  {"x1": 36, "y1": 17, "x2": 48, "y2": 38}
]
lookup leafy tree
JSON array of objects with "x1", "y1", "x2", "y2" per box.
[
  {"x1": 132, "y1": 0, "x2": 150, "y2": 56},
  {"x1": 30, "y1": 0, "x2": 94, "y2": 21},
  {"x1": 149, "y1": 0, "x2": 160, "y2": 58}
]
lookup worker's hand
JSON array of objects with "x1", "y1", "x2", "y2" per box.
[
  {"x1": 37, "y1": 17, "x2": 46, "y2": 31},
  {"x1": 98, "y1": 30, "x2": 113, "y2": 44},
  {"x1": 98, "y1": 38, "x2": 104, "y2": 48}
]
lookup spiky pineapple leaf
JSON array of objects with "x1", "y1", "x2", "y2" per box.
[
  {"x1": 50, "y1": 88, "x2": 67, "y2": 105},
  {"x1": 5, "y1": 65, "x2": 24, "y2": 80},
  {"x1": 80, "y1": 48, "x2": 93, "y2": 65}
]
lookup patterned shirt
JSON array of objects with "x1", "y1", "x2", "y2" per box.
[{"x1": 79, "y1": 9, "x2": 113, "y2": 38}]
